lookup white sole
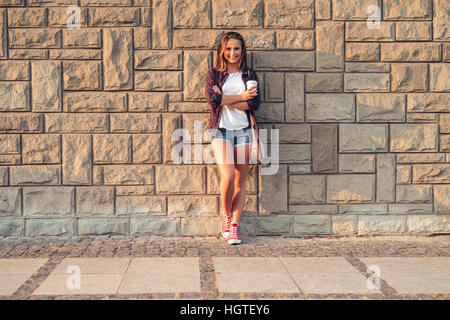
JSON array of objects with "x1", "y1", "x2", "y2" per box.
[
  {"x1": 221, "y1": 230, "x2": 230, "y2": 238},
  {"x1": 228, "y1": 239, "x2": 241, "y2": 245}
]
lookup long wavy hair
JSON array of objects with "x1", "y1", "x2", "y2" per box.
[{"x1": 215, "y1": 32, "x2": 248, "y2": 73}]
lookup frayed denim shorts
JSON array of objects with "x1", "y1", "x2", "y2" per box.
[{"x1": 212, "y1": 126, "x2": 253, "y2": 147}]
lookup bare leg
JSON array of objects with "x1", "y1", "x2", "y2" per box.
[
  {"x1": 211, "y1": 139, "x2": 235, "y2": 215},
  {"x1": 230, "y1": 144, "x2": 250, "y2": 224}
]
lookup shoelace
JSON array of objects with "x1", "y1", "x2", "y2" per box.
[
  {"x1": 230, "y1": 224, "x2": 239, "y2": 239},
  {"x1": 222, "y1": 215, "x2": 231, "y2": 232}
]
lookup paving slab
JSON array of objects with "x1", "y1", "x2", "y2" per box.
[
  {"x1": 360, "y1": 257, "x2": 450, "y2": 294},
  {"x1": 51, "y1": 258, "x2": 131, "y2": 274},
  {"x1": 118, "y1": 257, "x2": 201, "y2": 294},
  {"x1": 32, "y1": 274, "x2": 124, "y2": 296},
  {"x1": 213, "y1": 257, "x2": 300, "y2": 293},
  {"x1": 280, "y1": 257, "x2": 382, "y2": 294},
  {"x1": 0, "y1": 258, "x2": 48, "y2": 295}
]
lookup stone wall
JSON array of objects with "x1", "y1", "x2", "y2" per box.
[{"x1": 0, "y1": 0, "x2": 449, "y2": 237}]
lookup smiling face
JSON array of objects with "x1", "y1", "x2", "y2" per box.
[{"x1": 223, "y1": 38, "x2": 242, "y2": 66}]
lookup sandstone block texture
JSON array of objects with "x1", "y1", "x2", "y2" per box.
[{"x1": 0, "y1": 0, "x2": 448, "y2": 237}]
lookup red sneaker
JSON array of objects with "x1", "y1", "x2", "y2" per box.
[
  {"x1": 228, "y1": 223, "x2": 241, "y2": 245},
  {"x1": 221, "y1": 214, "x2": 231, "y2": 238}
]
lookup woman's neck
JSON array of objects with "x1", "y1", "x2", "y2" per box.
[{"x1": 227, "y1": 63, "x2": 240, "y2": 74}]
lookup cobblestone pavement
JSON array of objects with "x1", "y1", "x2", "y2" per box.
[{"x1": 0, "y1": 234, "x2": 449, "y2": 300}]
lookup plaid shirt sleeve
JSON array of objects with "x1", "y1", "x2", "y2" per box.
[
  {"x1": 246, "y1": 69, "x2": 261, "y2": 112},
  {"x1": 205, "y1": 67, "x2": 222, "y2": 111}
]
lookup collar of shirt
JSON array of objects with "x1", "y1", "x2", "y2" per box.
[{"x1": 219, "y1": 68, "x2": 250, "y2": 84}]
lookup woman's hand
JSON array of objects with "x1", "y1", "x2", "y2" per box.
[
  {"x1": 240, "y1": 87, "x2": 257, "y2": 101},
  {"x1": 212, "y1": 85, "x2": 222, "y2": 94}
]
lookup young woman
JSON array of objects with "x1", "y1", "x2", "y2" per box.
[{"x1": 204, "y1": 32, "x2": 261, "y2": 245}]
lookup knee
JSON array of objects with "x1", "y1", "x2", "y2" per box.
[{"x1": 221, "y1": 172, "x2": 235, "y2": 185}]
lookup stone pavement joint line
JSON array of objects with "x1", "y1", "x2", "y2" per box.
[{"x1": 0, "y1": 235, "x2": 448, "y2": 300}]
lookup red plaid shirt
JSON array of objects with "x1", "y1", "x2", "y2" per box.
[{"x1": 205, "y1": 66, "x2": 261, "y2": 139}]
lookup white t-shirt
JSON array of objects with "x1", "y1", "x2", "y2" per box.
[{"x1": 219, "y1": 71, "x2": 249, "y2": 130}]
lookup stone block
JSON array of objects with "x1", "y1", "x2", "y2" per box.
[
  {"x1": 339, "y1": 154, "x2": 375, "y2": 173},
  {"x1": 93, "y1": 134, "x2": 131, "y2": 164},
  {"x1": 133, "y1": 134, "x2": 162, "y2": 164},
  {"x1": 391, "y1": 63, "x2": 428, "y2": 92},
  {"x1": 407, "y1": 93, "x2": 450, "y2": 112},
  {"x1": 305, "y1": 73, "x2": 342, "y2": 92},
  {"x1": 22, "y1": 134, "x2": 60, "y2": 164},
  {"x1": 332, "y1": 0, "x2": 380, "y2": 20},
  {"x1": 253, "y1": 51, "x2": 314, "y2": 71},
  {"x1": 339, "y1": 124, "x2": 388, "y2": 152},
  {"x1": 265, "y1": 0, "x2": 313, "y2": 28},
  {"x1": 110, "y1": 114, "x2": 160, "y2": 133},
  {"x1": 311, "y1": 124, "x2": 337, "y2": 173},
  {"x1": 316, "y1": 21, "x2": 344, "y2": 71},
  {"x1": 135, "y1": 50, "x2": 182, "y2": 70},
  {"x1": 289, "y1": 175, "x2": 326, "y2": 204},
  {"x1": 390, "y1": 124, "x2": 439, "y2": 152},
  {"x1": 10, "y1": 165, "x2": 60, "y2": 185},
  {"x1": 430, "y1": 64, "x2": 450, "y2": 92},
  {"x1": 63, "y1": 134, "x2": 92, "y2": 185},
  {"x1": 64, "y1": 92, "x2": 127, "y2": 112},
  {"x1": 306, "y1": 94, "x2": 355, "y2": 122},
  {"x1": 407, "y1": 215, "x2": 450, "y2": 234},
  {"x1": 31, "y1": 61, "x2": 61, "y2": 111},
  {"x1": 0, "y1": 218, "x2": 24, "y2": 236},
  {"x1": 89, "y1": 7, "x2": 138, "y2": 26},
  {"x1": 332, "y1": 215, "x2": 357, "y2": 235},
  {"x1": 413, "y1": 164, "x2": 450, "y2": 183},
  {"x1": 259, "y1": 165, "x2": 287, "y2": 214},
  {"x1": 155, "y1": 165, "x2": 205, "y2": 194},
  {"x1": 76, "y1": 187, "x2": 114, "y2": 216},
  {"x1": 0, "y1": 81, "x2": 30, "y2": 111},
  {"x1": 345, "y1": 43, "x2": 379, "y2": 61},
  {"x1": 357, "y1": 93, "x2": 405, "y2": 122},
  {"x1": 396, "y1": 22, "x2": 432, "y2": 40},
  {"x1": 327, "y1": 175, "x2": 375, "y2": 203},
  {"x1": 135, "y1": 71, "x2": 182, "y2": 91},
  {"x1": 168, "y1": 195, "x2": 218, "y2": 216},
  {"x1": 0, "y1": 188, "x2": 21, "y2": 216},
  {"x1": 434, "y1": 185, "x2": 450, "y2": 213},
  {"x1": 376, "y1": 153, "x2": 395, "y2": 202},
  {"x1": 46, "y1": 114, "x2": 108, "y2": 133},
  {"x1": 256, "y1": 215, "x2": 293, "y2": 235},
  {"x1": 103, "y1": 165, "x2": 154, "y2": 185},
  {"x1": 63, "y1": 61, "x2": 101, "y2": 90},
  {"x1": 346, "y1": 22, "x2": 395, "y2": 41},
  {"x1": 358, "y1": 215, "x2": 407, "y2": 235},
  {"x1": 433, "y1": 0, "x2": 450, "y2": 40},
  {"x1": 62, "y1": 28, "x2": 100, "y2": 48},
  {"x1": 383, "y1": 0, "x2": 432, "y2": 20},
  {"x1": 173, "y1": 0, "x2": 210, "y2": 28},
  {"x1": 213, "y1": 0, "x2": 262, "y2": 27},
  {"x1": 180, "y1": 216, "x2": 220, "y2": 236},
  {"x1": 116, "y1": 196, "x2": 166, "y2": 216},
  {"x1": 344, "y1": 73, "x2": 389, "y2": 92},
  {"x1": 396, "y1": 185, "x2": 432, "y2": 203},
  {"x1": 78, "y1": 218, "x2": 129, "y2": 236},
  {"x1": 130, "y1": 217, "x2": 180, "y2": 236},
  {"x1": 264, "y1": 72, "x2": 284, "y2": 101},
  {"x1": 381, "y1": 43, "x2": 440, "y2": 61},
  {"x1": 184, "y1": 51, "x2": 210, "y2": 101},
  {"x1": 285, "y1": 73, "x2": 304, "y2": 122},
  {"x1": 26, "y1": 219, "x2": 75, "y2": 236},
  {"x1": 294, "y1": 215, "x2": 331, "y2": 235},
  {"x1": 103, "y1": 28, "x2": 132, "y2": 90},
  {"x1": 23, "y1": 187, "x2": 74, "y2": 216},
  {"x1": 276, "y1": 30, "x2": 314, "y2": 50}
]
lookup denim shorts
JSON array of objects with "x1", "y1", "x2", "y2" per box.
[{"x1": 212, "y1": 126, "x2": 253, "y2": 147}]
